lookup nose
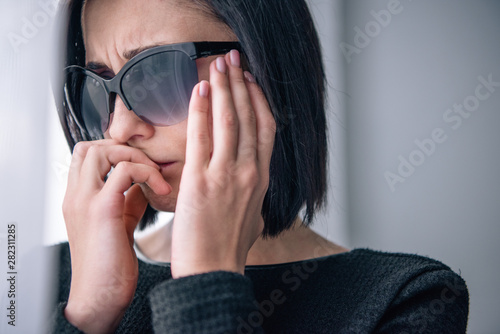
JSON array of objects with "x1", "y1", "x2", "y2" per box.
[{"x1": 107, "y1": 95, "x2": 154, "y2": 143}]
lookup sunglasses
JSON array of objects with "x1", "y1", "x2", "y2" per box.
[{"x1": 63, "y1": 41, "x2": 241, "y2": 140}]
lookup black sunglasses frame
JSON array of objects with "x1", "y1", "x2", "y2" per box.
[{"x1": 63, "y1": 41, "x2": 241, "y2": 135}]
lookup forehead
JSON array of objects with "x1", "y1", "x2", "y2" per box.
[{"x1": 82, "y1": 0, "x2": 234, "y2": 65}]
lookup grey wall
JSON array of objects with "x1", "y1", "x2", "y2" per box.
[
  {"x1": 307, "y1": 0, "x2": 350, "y2": 248},
  {"x1": 344, "y1": 1, "x2": 500, "y2": 333}
]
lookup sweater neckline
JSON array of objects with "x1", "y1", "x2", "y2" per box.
[{"x1": 134, "y1": 242, "x2": 357, "y2": 270}]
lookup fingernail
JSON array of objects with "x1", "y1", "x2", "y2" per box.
[
  {"x1": 199, "y1": 80, "x2": 209, "y2": 97},
  {"x1": 244, "y1": 71, "x2": 256, "y2": 83},
  {"x1": 216, "y1": 57, "x2": 227, "y2": 74},
  {"x1": 230, "y1": 49, "x2": 240, "y2": 67}
]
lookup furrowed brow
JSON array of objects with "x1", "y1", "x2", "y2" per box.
[
  {"x1": 123, "y1": 44, "x2": 162, "y2": 60},
  {"x1": 84, "y1": 44, "x2": 162, "y2": 70}
]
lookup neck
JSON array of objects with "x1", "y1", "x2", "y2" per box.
[{"x1": 135, "y1": 217, "x2": 348, "y2": 266}]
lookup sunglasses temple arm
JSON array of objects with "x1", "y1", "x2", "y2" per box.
[
  {"x1": 64, "y1": 85, "x2": 88, "y2": 134},
  {"x1": 194, "y1": 42, "x2": 242, "y2": 58}
]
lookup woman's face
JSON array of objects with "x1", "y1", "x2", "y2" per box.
[{"x1": 82, "y1": 0, "x2": 236, "y2": 212}]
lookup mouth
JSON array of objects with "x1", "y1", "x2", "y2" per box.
[
  {"x1": 153, "y1": 161, "x2": 177, "y2": 172},
  {"x1": 156, "y1": 161, "x2": 175, "y2": 167}
]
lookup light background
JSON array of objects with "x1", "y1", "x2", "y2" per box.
[{"x1": 1, "y1": 1, "x2": 58, "y2": 332}]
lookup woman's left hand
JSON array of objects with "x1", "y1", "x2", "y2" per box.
[{"x1": 170, "y1": 50, "x2": 276, "y2": 278}]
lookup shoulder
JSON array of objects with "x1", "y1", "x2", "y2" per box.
[
  {"x1": 245, "y1": 248, "x2": 468, "y2": 332},
  {"x1": 326, "y1": 249, "x2": 469, "y2": 332},
  {"x1": 322, "y1": 248, "x2": 469, "y2": 307},
  {"x1": 338, "y1": 248, "x2": 458, "y2": 278}
]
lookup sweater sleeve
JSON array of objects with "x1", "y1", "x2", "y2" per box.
[
  {"x1": 148, "y1": 271, "x2": 264, "y2": 334},
  {"x1": 375, "y1": 268, "x2": 469, "y2": 333},
  {"x1": 46, "y1": 245, "x2": 85, "y2": 333}
]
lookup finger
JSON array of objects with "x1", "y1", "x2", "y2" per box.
[
  {"x1": 79, "y1": 145, "x2": 160, "y2": 190},
  {"x1": 102, "y1": 161, "x2": 171, "y2": 197},
  {"x1": 225, "y1": 50, "x2": 258, "y2": 161},
  {"x1": 123, "y1": 184, "x2": 148, "y2": 238},
  {"x1": 68, "y1": 139, "x2": 139, "y2": 186},
  {"x1": 243, "y1": 72, "x2": 276, "y2": 168},
  {"x1": 68, "y1": 141, "x2": 94, "y2": 187},
  {"x1": 209, "y1": 56, "x2": 239, "y2": 166},
  {"x1": 185, "y1": 81, "x2": 211, "y2": 170}
]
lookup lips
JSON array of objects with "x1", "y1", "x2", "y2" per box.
[
  {"x1": 153, "y1": 161, "x2": 177, "y2": 172},
  {"x1": 150, "y1": 157, "x2": 174, "y2": 166},
  {"x1": 156, "y1": 162, "x2": 175, "y2": 167}
]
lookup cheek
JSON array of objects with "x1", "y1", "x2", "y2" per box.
[
  {"x1": 159, "y1": 119, "x2": 189, "y2": 153},
  {"x1": 175, "y1": 128, "x2": 188, "y2": 155},
  {"x1": 102, "y1": 113, "x2": 114, "y2": 139}
]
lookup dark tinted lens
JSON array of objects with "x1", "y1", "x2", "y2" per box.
[
  {"x1": 121, "y1": 51, "x2": 198, "y2": 126},
  {"x1": 65, "y1": 70, "x2": 109, "y2": 139}
]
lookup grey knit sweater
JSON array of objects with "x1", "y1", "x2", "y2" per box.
[{"x1": 50, "y1": 243, "x2": 468, "y2": 333}]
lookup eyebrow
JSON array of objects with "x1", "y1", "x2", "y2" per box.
[
  {"x1": 123, "y1": 44, "x2": 162, "y2": 60},
  {"x1": 85, "y1": 44, "x2": 162, "y2": 70}
]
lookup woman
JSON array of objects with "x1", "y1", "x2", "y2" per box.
[{"x1": 52, "y1": 0, "x2": 469, "y2": 333}]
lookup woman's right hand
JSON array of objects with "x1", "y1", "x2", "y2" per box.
[{"x1": 62, "y1": 140, "x2": 171, "y2": 333}]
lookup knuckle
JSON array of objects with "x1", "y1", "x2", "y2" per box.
[
  {"x1": 239, "y1": 145, "x2": 257, "y2": 162},
  {"x1": 241, "y1": 107, "x2": 256, "y2": 123},
  {"x1": 72, "y1": 141, "x2": 91, "y2": 157},
  {"x1": 230, "y1": 72, "x2": 245, "y2": 85},
  {"x1": 193, "y1": 130, "x2": 210, "y2": 143},
  {"x1": 191, "y1": 97, "x2": 208, "y2": 112},
  {"x1": 221, "y1": 111, "x2": 237, "y2": 128},
  {"x1": 211, "y1": 170, "x2": 229, "y2": 188},
  {"x1": 241, "y1": 142, "x2": 257, "y2": 154},
  {"x1": 241, "y1": 166, "x2": 259, "y2": 186},
  {"x1": 206, "y1": 179, "x2": 219, "y2": 193},
  {"x1": 85, "y1": 144, "x2": 100, "y2": 157},
  {"x1": 259, "y1": 116, "x2": 277, "y2": 145},
  {"x1": 114, "y1": 161, "x2": 132, "y2": 174},
  {"x1": 212, "y1": 75, "x2": 229, "y2": 89},
  {"x1": 223, "y1": 161, "x2": 239, "y2": 178}
]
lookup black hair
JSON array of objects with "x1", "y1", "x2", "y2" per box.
[{"x1": 57, "y1": 0, "x2": 328, "y2": 237}]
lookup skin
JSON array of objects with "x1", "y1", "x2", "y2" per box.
[{"x1": 62, "y1": 0, "x2": 347, "y2": 332}]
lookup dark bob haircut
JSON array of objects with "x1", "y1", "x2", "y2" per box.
[{"x1": 57, "y1": 0, "x2": 328, "y2": 237}]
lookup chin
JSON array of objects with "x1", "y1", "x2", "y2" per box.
[{"x1": 140, "y1": 184, "x2": 178, "y2": 213}]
